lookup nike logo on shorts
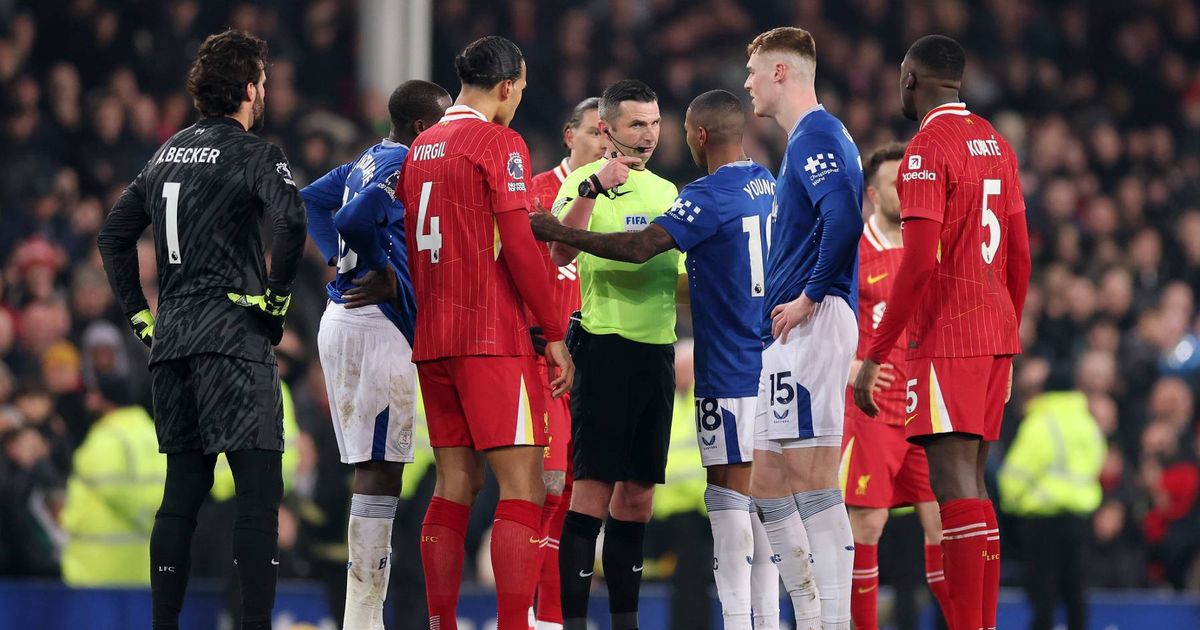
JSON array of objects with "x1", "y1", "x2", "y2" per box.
[
  {"x1": 632, "y1": 565, "x2": 644, "y2": 573},
  {"x1": 579, "y1": 570, "x2": 594, "y2": 577}
]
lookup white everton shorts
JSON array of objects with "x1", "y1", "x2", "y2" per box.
[
  {"x1": 317, "y1": 301, "x2": 417, "y2": 464},
  {"x1": 755, "y1": 295, "x2": 858, "y2": 450},
  {"x1": 695, "y1": 395, "x2": 756, "y2": 467}
]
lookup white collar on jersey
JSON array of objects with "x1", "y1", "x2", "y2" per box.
[
  {"x1": 715, "y1": 158, "x2": 755, "y2": 172},
  {"x1": 553, "y1": 158, "x2": 571, "y2": 183},
  {"x1": 440, "y1": 105, "x2": 488, "y2": 123},
  {"x1": 789, "y1": 104, "x2": 826, "y2": 137},
  {"x1": 380, "y1": 138, "x2": 407, "y2": 149},
  {"x1": 865, "y1": 213, "x2": 899, "y2": 251},
  {"x1": 920, "y1": 102, "x2": 970, "y2": 130}
]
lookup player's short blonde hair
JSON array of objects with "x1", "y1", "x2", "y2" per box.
[{"x1": 746, "y1": 27, "x2": 816, "y2": 63}]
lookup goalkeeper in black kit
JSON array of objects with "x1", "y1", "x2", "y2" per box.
[{"x1": 96, "y1": 29, "x2": 306, "y2": 630}]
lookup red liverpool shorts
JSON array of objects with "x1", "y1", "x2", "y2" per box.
[
  {"x1": 418, "y1": 355, "x2": 548, "y2": 451},
  {"x1": 904, "y1": 355, "x2": 1013, "y2": 443},
  {"x1": 537, "y1": 359, "x2": 572, "y2": 474},
  {"x1": 841, "y1": 416, "x2": 935, "y2": 508}
]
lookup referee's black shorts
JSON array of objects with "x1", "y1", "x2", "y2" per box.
[
  {"x1": 150, "y1": 353, "x2": 284, "y2": 454},
  {"x1": 570, "y1": 330, "x2": 675, "y2": 484}
]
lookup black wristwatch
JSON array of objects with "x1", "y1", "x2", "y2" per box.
[{"x1": 578, "y1": 174, "x2": 604, "y2": 199}]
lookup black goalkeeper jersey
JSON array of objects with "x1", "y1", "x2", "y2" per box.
[{"x1": 98, "y1": 116, "x2": 307, "y2": 365}]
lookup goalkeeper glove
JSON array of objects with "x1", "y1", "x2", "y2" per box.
[
  {"x1": 129, "y1": 308, "x2": 155, "y2": 348},
  {"x1": 227, "y1": 287, "x2": 291, "y2": 344}
]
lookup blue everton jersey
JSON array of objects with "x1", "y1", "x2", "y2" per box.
[
  {"x1": 300, "y1": 139, "x2": 417, "y2": 344},
  {"x1": 655, "y1": 160, "x2": 775, "y2": 398},
  {"x1": 763, "y1": 105, "x2": 864, "y2": 343}
]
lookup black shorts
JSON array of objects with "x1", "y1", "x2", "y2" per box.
[
  {"x1": 570, "y1": 330, "x2": 675, "y2": 484},
  {"x1": 150, "y1": 353, "x2": 284, "y2": 454}
]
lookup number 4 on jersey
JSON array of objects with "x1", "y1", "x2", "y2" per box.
[{"x1": 416, "y1": 181, "x2": 442, "y2": 262}]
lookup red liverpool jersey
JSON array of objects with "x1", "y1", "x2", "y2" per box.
[
  {"x1": 399, "y1": 104, "x2": 535, "y2": 362},
  {"x1": 848, "y1": 215, "x2": 908, "y2": 426},
  {"x1": 896, "y1": 102, "x2": 1025, "y2": 359},
  {"x1": 528, "y1": 158, "x2": 581, "y2": 328}
]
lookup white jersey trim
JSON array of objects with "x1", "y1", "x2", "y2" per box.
[
  {"x1": 920, "y1": 102, "x2": 969, "y2": 130},
  {"x1": 439, "y1": 104, "x2": 488, "y2": 123}
]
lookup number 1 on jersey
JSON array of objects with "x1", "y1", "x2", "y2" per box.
[
  {"x1": 742, "y1": 215, "x2": 765, "y2": 297},
  {"x1": 416, "y1": 181, "x2": 442, "y2": 263},
  {"x1": 163, "y1": 182, "x2": 182, "y2": 264}
]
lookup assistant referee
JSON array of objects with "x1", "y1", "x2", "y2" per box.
[
  {"x1": 549, "y1": 79, "x2": 684, "y2": 630},
  {"x1": 97, "y1": 30, "x2": 306, "y2": 630}
]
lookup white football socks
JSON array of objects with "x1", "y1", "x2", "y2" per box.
[
  {"x1": 750, "y1": 510, "x2": 780, "y2": 629},
  {"x1": 705, "y1": 485, "x2": 755, "y2": 630},
  {"x1": 755, "y1": 496, "x2": 820, "y2": 629},
  {"x1": 345, "y1": 493, "x2": 398, "y2": 630},
  {"x1": 795, "y1": 488, "x2": 853, "y2": 630}
]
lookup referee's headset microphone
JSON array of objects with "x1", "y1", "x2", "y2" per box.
[{"x1": 605, "y1": 129, "x2": 647, "y2": 156}]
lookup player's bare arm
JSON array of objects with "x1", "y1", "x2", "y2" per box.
[{"x1": 531, "y1": 208, "x2": 677, "y2": 264}]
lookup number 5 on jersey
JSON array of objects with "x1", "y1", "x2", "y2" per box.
[{"x1": 416, "y1": 181, "x2": 442, "y2": 262}]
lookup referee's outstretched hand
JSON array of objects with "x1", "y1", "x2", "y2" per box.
[{"x1": 545, "y1": 340, "x2": 574, "y2": 399}]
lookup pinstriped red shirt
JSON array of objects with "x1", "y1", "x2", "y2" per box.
[
  {"x1": 399, "y1": 105, "x2": 537, "y2": 361},
  {"x1": 894, "y1": 103, "x2": 1025, "y2": 358},
  {"x1": 527, "y1": 158, "x2": 581, "y2": 329}
]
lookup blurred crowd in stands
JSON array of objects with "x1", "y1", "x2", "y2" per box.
[{"x1": 1, "y1": 0, "x2": 1199, "y2": 622}]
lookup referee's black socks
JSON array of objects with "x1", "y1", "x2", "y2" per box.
[
  {"x1": 227, "y1": 449, "x2": 283, "y2": 629},
  {"x1": 559, "y1": 510, "x2": 602, "y2": 630},
  {"x1": 151, "y1": 452, "x2": 217, "y2": 628},
  {"x1": 602, "y1": 518, "x2": 646, "y2": 630}
]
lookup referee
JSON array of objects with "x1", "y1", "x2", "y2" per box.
[
  {"x1": 97, "y1": 30, "x2": 306, "y2": 630},
  {"x1": 549, "y1": 79, "x2": 684, "y2": 630}
]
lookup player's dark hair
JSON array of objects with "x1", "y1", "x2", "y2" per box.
[
  {"x1": 599, "y1": 80, "x2": 657, "y2": 123},
  {"x1": 687, "y1": 89, "x2": 745, "y2": 144},
  {"x1": 865, "y1": 142, "x2": 907, "y2": 185},
  {"x1": 454, "y1": 36, "x2": 524, "y2": 89},
  {"x1": 906, "y1": 35, "x2": 966, "y2": 82},
  {"x1": 186, "y1": 29, "x2": 268, "y2": 118},
  {"x1": 565, "y1": 97, "x2": 601, "y2": 131},
  {"x1": 388, "y1": 80, "x2": 451, "y2": 130},
  {"x1": 562, "y1": 96, "x2": 600, "y2": 149}
]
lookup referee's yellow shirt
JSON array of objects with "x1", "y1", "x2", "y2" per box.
[{"x1": 554, "y1": 157, "x2": 683, "y2": 345}]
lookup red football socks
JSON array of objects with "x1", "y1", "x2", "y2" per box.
[
  {"x1": 981, "y1": 500, "x2": 1001, "y2": 630},
  {"x1": 925, "y1": 543, "x2": 952, "y2": 626},
  {"x1": 493, "y1": 499, "x2": 543, "y2": 630},
  {"x1": 536, "y1": 491, "x2": 568, "y2": 623},
  {"x1": 851, "y1": 542, "x2": 880, "y2": 630},
  {"x1": 421, "y1": 497, "x2": 471, "y2": 630},
  {"x1": 940, "y1": 499, "x2": 987, "y2": 630}
]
